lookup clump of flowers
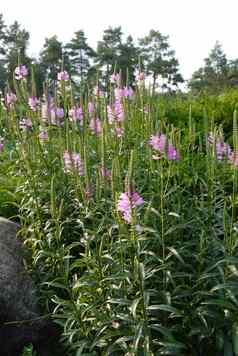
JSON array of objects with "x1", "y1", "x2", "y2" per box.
[
  {"x1": 216, "y1": 140, "x2": 231, "y2": 160},
  {"x1": 63, "y1": 151, "x2": 84, "y2": 176},
  {"x1": 149, "y1": 133, "x2": 180, "y2": 160},
  {"x1": 207, "y1": 132, "x2": 231, "y2": 161},
  {"x1": 15, "y1": 65, "x2": 28, "y2": 80},
  {"x1": 107, "y1": 100, "x2": 124, "y2": 123},
  {"x1": 69, "y1": 106, "x2": 83, "y2": 124},
  {"x1": 110, "y1": 73, "x2": 121, "y2": 85},
  {"x1": 167, "y1": 143, "x2": 180, "y2": 160},
  {"x1": 114, "y1": 87, "x2": 133, "y2": 99},
  {"x1": 117, "y1": 191, "x2": 144, "y2": 223},
  {"x1": 149, "y1": 134, "x2": 166, "y2": 153},
  {"x1": 57, "y1": 71, "x2": 69, "y2": 81}
]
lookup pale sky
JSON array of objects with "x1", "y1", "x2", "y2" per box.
[{"x1": 1, "y1": 0, "x2": 238, "y2": 81}]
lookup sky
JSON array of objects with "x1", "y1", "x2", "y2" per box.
[{"x1": 1, "y1": 0, "x2": 238, "y2": 81}]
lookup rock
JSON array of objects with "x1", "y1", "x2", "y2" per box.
[{"x1": 0, "y1": 217, "x2": 60, "y2": 356}]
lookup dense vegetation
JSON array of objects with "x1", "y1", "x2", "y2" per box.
[
  {"x1": 0, "y1": 63, "x2": 238, "y2": 355},
  {"x1": 1, "y1": 12, "x2": 238, "y2": 355}
]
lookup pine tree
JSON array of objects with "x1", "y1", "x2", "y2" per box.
[{"x1": 139, "y1": 30, "x2": 183, "y2": 92}]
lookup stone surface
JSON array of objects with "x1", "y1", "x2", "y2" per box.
[{"x1": 0, "y1": 217, "x2": 59, "y2": 356}]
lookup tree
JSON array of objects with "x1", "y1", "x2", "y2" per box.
[
  {"x1": 65, "y1": 30, "x2": 96, "y2": 86},
  {"x1": 189, "y1": 41, "x2": 231, "y2": 94},
  {"x1": 118, "y1": 35, "x2": 138, "y2": 86},
  {"x1": 139, "y1": 30, "x2": 183, "y2": 92},
  {"x1": 39, "y1": 36, "x2": 65, "y2": 84},
  {"x1": 96, "y1": 26, "x2": 123, "y2": 88}
]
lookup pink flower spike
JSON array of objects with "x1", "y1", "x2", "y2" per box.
[
  {"x1": 89, "y1": 118, "x2": 102, "y2": 136},
  {"x1": 6, "y1": 92, "x2": 17, "y2": 106},
  {"x1": 117, "y1": 191, "x2": 144, "y2": 224},
  {"x1": 69, "y1": 106, "x2": 83, "y2": 123},
  {"x1": 15, "y1": 65, "x2": 28, "y2": 80},
  {"x1": 167, "y1": 143, "x2": 180, "y2": 161},
  {"x1": 88, "y1": 102, "x2": 94, "y2": 116},
  {"x1": 115, "y1": 127, "x2": 124, "y2": 137},
  {"x1": 110, "y1": 73, "x2": 120, "y2": 85},
  {"x1": 57, "y1": 71, "x2": 69, "y2": 81},
  {"x1": 63, "y1": 151, "x2": 84, "y2": 175},
  {"x1": 0, "y1": 143, "x2": 3, "y2": 152},
  {"x1": 123, "y1": 87, "x2": 134, "y2": 98},
  {"x1": 131, "y1": 192, "x2": 144, "y2": 206},
  {"x1": 28, "y1": 96, "x2": 39, "y2": 111},
  {"x1": 149, "y1": 134, "x2": 167, "y2": 153}
]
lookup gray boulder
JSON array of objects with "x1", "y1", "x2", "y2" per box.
[{"x1": 0, "y1": 217, "x2": 59, "y2": 355}]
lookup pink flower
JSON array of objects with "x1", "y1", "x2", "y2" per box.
[
  {"x1": 0, "y1": 138, "x2": 4, "y2": 152},
  {"x1": 149, "y1": 134, "x2": 167, "y2": 153},
  {"x1": 216, "y1": 140, "x2": 231, "y2": 160},
  {"x1": 117, "y1": 191, "x2": 144, "y2": 223},
  {"x1": 167, "y1": 143, "x2": 180, "y2": 160},
  {"x1": 15, "y1": 65, "x2": 28, "y2": 80},
  {"x1": 88, "y1": 102, "x2": 94, "y2": 116},
  {"x1": 107, "y1": 100, "x2": 125, "y2": 123},
  {"x1": 6, "y1": 92, "x2": 17, "y2": 106},
  {"x1": 114, "y1": 88, "x2": 125, "y2": 100},
  {"x1": 110, "y1": 73, "x2": 120, "y2": 85},
  {"x1": 28, "y1": 96, "x2": 39, "y2": 111},
  {"x1": 57, "y1": 71, "x2": 69, "y2": 81},
  {"x1": 69, "y1": 106, "x2": 83, "y2": 123},
  {"x1": 63, "y1": 151, "x2": 84, "y2": 176},
  {"x1": 72, "y1": 153, "x2": 84, "y2": 175},
  {"x1": 123, "y1": 87, "x2": 134, "y2": 98},
  {"x1": 89, "y1": 118, "x2": 102, "y2": 135},
  {"x1": 115, "y1": 127, "x2": 124, "y2": 137}
]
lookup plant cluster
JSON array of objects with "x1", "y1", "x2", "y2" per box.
[{"x1": 1, "y1": 67, "x2": 238, "y2": 355}]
